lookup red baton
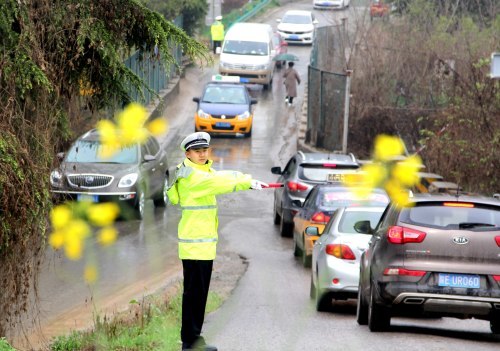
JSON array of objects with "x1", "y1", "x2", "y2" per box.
[{"x1": 263, "y1": 183, "x2": 284, "y2": 188}]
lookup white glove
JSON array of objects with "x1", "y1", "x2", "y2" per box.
[{"x1": 250, "y1": 179, "x2": 269, "y2": 190}]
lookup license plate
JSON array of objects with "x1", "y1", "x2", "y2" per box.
[
  {"x1": 438, "y1": 273, "x2": 480, "y2": 289},
  {"x1": 215, "y1": 122, "x2": 231, "y2": 128},
  {"x1": 327, "y1": 173, "x2": 345, "y2": 182},
  {"x1": 77, "y1": 194, "x2": 99, "y2": 203},
  {"x1": 289, "y1": 35, "x2": 299, "y2": 40}
]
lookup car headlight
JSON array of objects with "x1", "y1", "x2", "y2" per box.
[
  {"x1": 236, "y1": 111, "x2": 251, "y2": 120},
  {"x1": 219, "y1": 61, "x2": 229, "y2": 68},
  {"x1": 50, "y1": 169, "x2": 62, "y2": 187},
  {"x1": 118, "y1": 173, "x2": 138, "y2": 188},
  {"x1": 197, "y1": 109, "x2": 211, "y2": 119},
  {"x1": 256, "y1": 64, "x2": 268, "y2": 70}
]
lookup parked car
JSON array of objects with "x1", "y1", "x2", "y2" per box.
[
  {"x1": 293, "y1": 185, "x2": 388, "y2": 267},
  {"x1": 357, "y1": 194, "x2": 500, "y2": 333},
  {"x1": 427, "y1": 180, "x2": 462, "y2": 195},
  {"x1": 310, "y1": 206, "x2": 386, "y2": 311},
  {"x1": 193, "y1": 76, "x2": 257, "y2": 137},
  {"x1": 50, "y1": 129, "x2": 169, "y2": 220},
  {"x1": 313, "y1": 0, "x2": 350, "y2": 10},
  {"x1": 414, "y1": 171, "x2": 444, "y2": 193},
  {"x1": 273, "y1": 32, "x2": 288, "y2": 68},
  {"x1": 276, "y1": 10, "x2": 318, "y2": 45},
  {"x1": 271, "y1": 152, "x2": 360, "y2": 237}
]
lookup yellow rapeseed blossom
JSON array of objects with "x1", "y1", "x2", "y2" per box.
[
  {"x1": 87, "y1": 202, "x2": 120, "y2": 227},
  {"x1": 84, "y1": 264, "x2": 98, "y2": 284},
  {"x1": 147, "y1": 118, "x2": 168, "y2": 135},
  {"x1": 96, "y1": 119, "x2": 120, "y2": 158},
  {"x1": 97, "y1": 226, "x2": 118, "y2": 246},
  {"x1": 49, "y1": 230, "x2": 65, "y2": 249},
  {"x1": 392, "y1": 155, "x2": 422, "y2": 186},
  {"x1": 50, "y1": 205, "x2": 72, "y2": 230},
  {"x1": 374, "y1": 134, "x2": 405, "y2": 161}
]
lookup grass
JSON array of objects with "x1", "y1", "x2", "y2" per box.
[{"x1": 49, "y1": 286, "x2": 223, "y2": 351}]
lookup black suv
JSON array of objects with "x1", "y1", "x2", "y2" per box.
[
  {"x1": 271, "y1": 152, "x2": 359, "y2": 237},
  {"x1": 357, "y1": 194, "x2": 500, "y2": 333}
]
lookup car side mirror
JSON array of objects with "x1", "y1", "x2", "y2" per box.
[
  {"x1": 292, "y1": 200, "x2": 302, "y2": 208},
  {"x1": 143, "y1": 154, "x2": 156, "y2": 162},
  {"x1": 56, "y1": 152, "x2": 65, "y2": 160},
  {"x1": 276, "y1": 19, "x2": 281, "y2": 23},
  {"x1": 305, "y1": 226, "x2": 320, "y2": 236},
  {"x1": 192, "y1": 97, "x2": 200, "y2": 103},
  {"x1": 250, "y1": 98, "x2": 258, "y2": 105},
  {"x1": 271, "y1": 166, "x2": 282, "y2": 175},
  {"x1": 313, "y1": 19, "x2": 319, "y2": 24},
  {"x1": 354, "y1": 220, "x2": 373, "y2": 234}
]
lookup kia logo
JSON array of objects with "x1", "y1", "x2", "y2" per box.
[
  {"x1": 453, "y1": 237, "x2": 469, "y2": 245},
  {"x1": 85, "y1": 176, "x2": 94, "y2": 184}
]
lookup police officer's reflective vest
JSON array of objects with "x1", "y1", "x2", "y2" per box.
[
  {"x1": 210, "y1": 21, "x2": 225, "y2": 41},
  {"x1": 166, "y1": 158, "x2": 252, "y2": 260}
]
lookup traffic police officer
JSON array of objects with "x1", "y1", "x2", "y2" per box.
[
  {"x1": 167, "y1": 132, "x2": 266, "y2": 351},
  {"x1": 210, "y1": 15, "x2": 224, "y2": 54}
]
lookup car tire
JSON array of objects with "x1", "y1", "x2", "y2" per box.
[
  {"x1": 263, "y1": 83, "x2": 270, "y2": 90},
  {"x1": 491, "y1": 319, "x2": 500, "y2": 334},
  {"x1": 153, "y1": 176, "x2": 169, "y2": 207},
  {"x1": 315, "y1": 282, "x2": 331, "y2": 312},
  {"x1": 356, "y1": 284, "x2": 369, "y2": 325},
  {"x1": 279, "y1": 211, "x2": 293, "y2": 237},
  {"x1": 293, "y1": 236, "x2": 301, "y2": 257},
  {"x1": 273, "y1": 202, "x2": 280, "y2": 225},
  {"x1": 368, "y1": 284, "x2": 391, "y2": 332},
  {"x1": 135, "y1": 189, "x2": 145, "y2": 220},
  {"x1": 309, "y1": 275, "x2": 316, "y2": 299},
  {"x1": 245, "y1": 127, "x2": 252, "y2": 138},
  {"x1": 302, "y1": 240, "x2": 311, "y2": 268}
]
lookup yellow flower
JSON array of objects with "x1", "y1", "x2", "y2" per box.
[
  {"x1": 66, "y1": 219, "x2": 91, "y2": 239},
  {"x1": 96, "y1": 120, "x2": 120, "y2": 158},
  {"x1": 361, "y1": 162, "x2": 388, "y2": 188},
  {"x1": 97, "y1": 226, "x2": 118, "y2": 246},
  {"x1": 146, "y1": 118, "x2": 168, "y2": 136},
  {"x1": 117, "y1": 103, "x2": 148, "y2": 145},
  {"x1": 84, "y1": 264, "x2": 98, "y2": 284},
  {"x1": 64, "y1": 234, "x2": 83, "y2": 260},
  {"x1": 50, "y1": 205, "x2": 72, "y2": 230},
  {"x1": 87, "y1": 203, "x2": 120, "y2": 227},
  {"x1": 374, "y1": 135, "x2": 405, "y2": 161},
  {"x1": 392, "y1": 155, "x2": 423, "y2": 186},
  {"x1": 385, "y1": 180, "x2": 411, "y2": 208},
  {"x1": 49, "y1": 230, "x2": 65, "y2": 249}
]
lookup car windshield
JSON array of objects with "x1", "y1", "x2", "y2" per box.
[
  {"x1": 65, "y1": 140, "x2": 138, "y2": 164},
  {"x1": 339, "y1": 210, "x2": 385, "y2": 234},
  {"x1": 299, "y1": 164, "x2": 359, "y2": 182},
  {"x1": 202, "y1": 86, "x2": 247, "y2": 104},
  {"x1": 282, "y1": 14, "x2": 311, "y2": 24},
  {"x1": 222, "y1": 40, "x2": 268, "y2": 55},
  {"x1": 320, "y1": 190, "x2": 389, "y2": 208},
  {"x1": 401, "y1": 203, "x2": 500, "y2": 230}
]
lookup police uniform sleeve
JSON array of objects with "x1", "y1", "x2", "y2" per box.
[
  {"x1": 186, "y1": 170, "x2": 252, "y2": 198},
  {"x1": 166, "y1": 165, "x2": 193, "y2": 205}
]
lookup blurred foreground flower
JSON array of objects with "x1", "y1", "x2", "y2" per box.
[{"x1": 344, "y1": 134, "x2": 422, "y2": 207}]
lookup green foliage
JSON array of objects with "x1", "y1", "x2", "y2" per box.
[{"x1": 0, "y1": 338, "x2": 16, "y2": 351}]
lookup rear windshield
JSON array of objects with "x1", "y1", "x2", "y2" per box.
[
  {"x1": 299, "y1": 164, "x2": 359, "y2": 182},
  {"x1": 400, "y1": 203, "x2": 500, "y2": 230},
  {"x1": 339, "y1": 210, "x2": 384, "y2": 234},
  {"x1": 66, "y1": 140, "x2": 138, "y2": 164},
  {"x1": 223, "y1": 40, "x2": 268, "y2": 56},
  {"x1": 320, "y1": 189, "x2": 389, "y2": 208}
]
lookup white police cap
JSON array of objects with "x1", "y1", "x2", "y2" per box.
[
  {"x1": 215, "y1": 15, "x2": 223, "y2": 21},
  {"x1": 181, "y1": 132, "x2": 211, "y2": 151}
]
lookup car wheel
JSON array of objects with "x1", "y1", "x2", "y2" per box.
[
  {"x1": 293, "y1": 237, "x2": 301, "y2": 257},
  {"x1": 302, "y1": 240, "x2": 311, "y2": 268},
  {"x1": 309, "y1": 275, "x2": 316, "y2": 299},
  {"x1": 263, "y1": 83, "x2": 269, "y2": 90},
  {"x1": 356, "y1": 284, "x2": 369, "y2": 325},
  {"x1": 153, "y1": 176, "x2": 169, "y2": 207},
  {"x1": 273, "y1": 202, "x2": 280, "y2": 225},
  {"x1": 135, "y1": 189, "x2": 145, "y2": 220},
  {"x1": 368, "y1": 284, "x2": 391, "y2": 331},
  {"x1": 315, "y1": 280, "x2": 331, "y2": 312},
  {"x1": 279, "y1": 211, "x2": 293, "y2": 237},
  {"x1": 245, "y1": 127, "x2": 252, "y2": 138},
  {"x1": 491, "y1": 318, "x2": 500, "y2": 334}
]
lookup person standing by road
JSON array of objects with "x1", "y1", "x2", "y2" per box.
[
  {"x1": 210, "y1": 15, "x2": 225, "y2": 54},
  {"x1": 283, "y1": 61, "x2": 301, "y2": 106},
  {"x1": 167, "y1": 132, "x2": 268, "y2": 351}
]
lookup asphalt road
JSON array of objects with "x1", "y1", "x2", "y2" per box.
[{"x1": 23, "y1": 1, "x2": 500, "y2": 350}]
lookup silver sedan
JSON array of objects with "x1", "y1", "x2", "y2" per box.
[{"x1": 309, "y1": 206, "x2": 386, "y2": 311}]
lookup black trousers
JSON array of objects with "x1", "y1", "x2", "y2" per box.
[
  {"x1": 213, "y1": 40, "x2": 221, "y2": 54},
  {"x1": 181, "y1": 259, "x2": 213, "y2": 347}
]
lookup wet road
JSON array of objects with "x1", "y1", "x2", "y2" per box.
[{"x1": 24, "y1": 1, "x2": 500, "y2": 350}]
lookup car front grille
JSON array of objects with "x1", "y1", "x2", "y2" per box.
[
  {"x1": 223, "y1": 63, "x2": 261, "y2": 70},
  {"x1": 67, "y1": 174, "x2": 113, "y2": 189},
  {"x1": 212, "y1": 115, "x2": 236, "y2": 119}
]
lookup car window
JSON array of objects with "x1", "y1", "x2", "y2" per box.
[
  {"x1": 299, "y1": 164, "x2": 359, "y2": 182},
  {"x1": 145, "y1": 136, "x2": 160, "y2": 156},
  {"x1": 303, "y1": 188, "x2": 318, "y2": 207},
  {"x1": 320, "y1": 189, "x2": 388, "y2": 208},
  {"x1": 339, "y1": 210, "x2": 384, "y2": 234},
  {"x1": 283, "y1": 157, "x2": 297, "y2": 176},
  {"x1": 65, "y1": 140, "x2": 138, "y2": 164},
  {"x1": 400, "y1": 203, "x2": 500, "y2": 230},
  {"x1": 223, "y1": 40, "x2": 268, "y2": 55},
  {"x1": 376, "y1": 204, "x2": 399, "y2": 232}
]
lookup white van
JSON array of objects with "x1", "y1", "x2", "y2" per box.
[{"x1": 219, "y1": 23, "x2": 276, "y2": 89}]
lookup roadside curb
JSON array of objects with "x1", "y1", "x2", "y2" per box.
[{"x1": 145, "y1": 75, "x2": 181, "y2": 122}]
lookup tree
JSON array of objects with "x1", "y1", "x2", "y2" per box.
[{"x1": 0, "y1": 0, "x2": 209, "y2": 337}]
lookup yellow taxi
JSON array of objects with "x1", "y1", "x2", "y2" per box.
[{"x1": 192, "y1": 75, "x2": 257, "y2": 137}]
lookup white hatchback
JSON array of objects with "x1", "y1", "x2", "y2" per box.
[{"x1": 276, "y1": 10, "x2": 318, "y2": 45}]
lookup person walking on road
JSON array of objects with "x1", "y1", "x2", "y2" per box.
[
  {"x1": 210, "y1": 15, "x2": 224, "y2": 54},
  {"x1": 166, "y1": 132, "x2": 268, "y2": 351},
  {"x1": 283, "y1": 61, "x2": 301, "y2": 106}
]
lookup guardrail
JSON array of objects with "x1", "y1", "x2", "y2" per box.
[{"x1": 232, "y1": 0, "x2": 272, "y2": 25}]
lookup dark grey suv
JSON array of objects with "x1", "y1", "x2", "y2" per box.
[
  {"x1": 271, "y1": 152, "x2": 359, "y2": 237},
  {"x1": 50, "y1": 129, "x2": 169, "y2": 220},
  {"x1": 357, "y1": 194, "x2": 500, "y2": 333}
]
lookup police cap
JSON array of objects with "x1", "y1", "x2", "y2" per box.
[
  {"x1": 215, "y1": 15, "x2": 222, "y2": 21},
  {"x1": 181, "y1": 132, "x2": 211, "y2": 151}
]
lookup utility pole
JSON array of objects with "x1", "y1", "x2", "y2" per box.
[{"x1": 342, "y1": 69, "x2": 352, "y2": 154}]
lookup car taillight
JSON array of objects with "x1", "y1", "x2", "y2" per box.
[
  {"x1": 287, "y1": 181, "x2": 308, "y2": 192},
  {"x1": 383, "y1": 268, "x2": 427, "y2": 277},
  {"x1": 323, "y1": 163, "x2": 337, "y2": 168},
  {"x1": 387, "y1": 226, "x2": 426, "y2": 244},
  {"x1": 311, "y1": 212, "x2": 330, "y2": 224},
  {"x1": 443, "y1": 202, "x2": 474, "y2": 208},
  {"x1": 495, "y1": 236, "x2": 500, "y2": 247},
  {"x1": 493, "y1": 275, "x2": 500, "y2": 282},
  {"x1": 325, "y1": 244, "x2": 355, "y2": 260}
]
